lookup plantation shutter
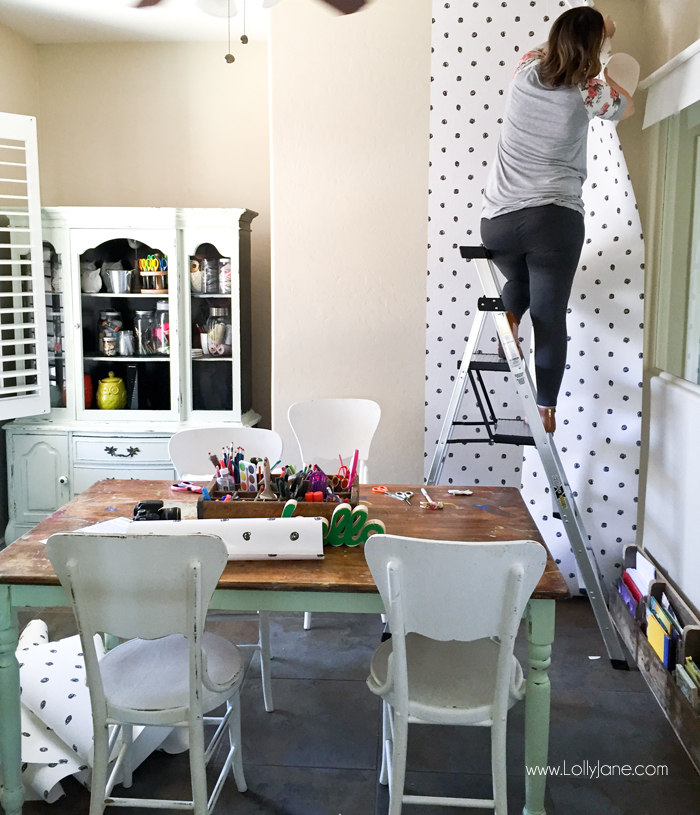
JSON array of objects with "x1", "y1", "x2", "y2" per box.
[{"x1": 0, "y1": 112, "x2": 49, "y2": 420}]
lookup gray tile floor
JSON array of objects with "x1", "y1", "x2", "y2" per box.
[{"x1": 18, "y1": 599, "x2": 700, "y2": 814}]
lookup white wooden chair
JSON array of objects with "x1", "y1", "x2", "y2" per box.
[
  {"x1": 364, "y1": 535, "x2": 547, "y2": 815},
  {"x1": 287, "y1": 398, "x2": 380, "y2": 484},
  {"x1": 45, "y1": 532, "x2": 247, "y2": 815},
  {"x1": 168, "y1": 426, "x2": 283, "y2": 480},
  {"x1": 169, "y1": 425, "x2": 283, "y2": 713},
  {"x1": 288, "y1": 398, "x2": 381, "y2": 629}
]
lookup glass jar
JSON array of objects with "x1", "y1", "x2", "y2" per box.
[
  {"x1": 218, "y1": 258, "x2": 232, "y2": 294},
  {"x1": 134, "y1": 310, "x2": 155, "y2": 356},
  {"x1": 203, "y1": 258, "x2": 219, "y2": 294},
  {"x1": 98, "y1": 310, "x2": 122, "y2": 357},
  {"x1": 118, "y1": 329, "x2": 135, "y2": 357},
  {"x1": 205, "y1": 307, "x2": 231, "y2": 357},
  {"x1": 154, "y1": 300, "x2": 170, "y2": 355}
]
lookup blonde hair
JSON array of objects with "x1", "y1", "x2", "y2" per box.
[{"x1": 539, "y1": 7, "x2": 606, "y2": 87}]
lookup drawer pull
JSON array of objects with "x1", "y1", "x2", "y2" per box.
[{"x1": 104, "y1": 445, "x2": 140, "y2": 458}]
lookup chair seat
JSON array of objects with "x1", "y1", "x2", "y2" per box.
[
  {"x1": 101, "y1": 632, "x2": 244, "y2": 714},
  {"x1": 367, "y1": 634, "x2": 524, "y2": 725}
]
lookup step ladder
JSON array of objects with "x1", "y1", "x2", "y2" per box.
[{"x1": 427, "y1": 245, "x2": 628, "y2": 669}]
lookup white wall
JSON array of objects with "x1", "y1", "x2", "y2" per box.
[
  {"x1": 35, "y1": 40, "x2": 272, "y2": 425},
  {"x1": 0, "y1": 22, "x2": 39, "y2": 116},
  {"x1": 268, "y1": 0, "x2": 432, "y2": 481}
]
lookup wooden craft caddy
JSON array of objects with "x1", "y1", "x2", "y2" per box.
[{"x1": 197, "y1": 478, "x2": 360, "y2": 520}]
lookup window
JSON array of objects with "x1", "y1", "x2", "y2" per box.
[
  {"x1": 0, "y1": 112, "x2": 49, "y2": 420},
  {"x1": 654, "y1": 100, "x2": 700, "y2": 382}
]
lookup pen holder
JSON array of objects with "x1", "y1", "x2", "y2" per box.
[{"x1": 197, "y1": 477, "x2": 360, "y2": 520}]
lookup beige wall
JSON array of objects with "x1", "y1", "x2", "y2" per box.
[
  {"x1": 35, "y1": 41, "x2": 272, "y2": 425},
  {"x1": 268, "y1": 0, "x2": 431, "y2": 481},
  {"x1": 0, "y1": 22, "x2": 39, "y2": 116}
]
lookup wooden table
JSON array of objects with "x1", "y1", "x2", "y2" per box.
[{"x1": 0, "y1": 480, "x2": 568, "y2": 815}]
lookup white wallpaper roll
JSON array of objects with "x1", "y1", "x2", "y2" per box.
[
  {"x1": 425, "y1": 0, "x2": 644, "y2": 591},
  {"x1": 17, "y1": 628, "x2": 171, "y2": 803}
]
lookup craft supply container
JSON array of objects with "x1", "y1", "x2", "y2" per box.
[
  {"x1": 97, "y1": 310, "x2": 122, "y2": 357},
  {"x1": 205, "y1": 307, "x2": 231, "y2": 357},
  {"x1": 134, "y1": 310, "x2": 155, "y2": 356},
  {"x1": 203, "y1": 258, "x2": 219, "y2": 294},
  {"x1": 154, "y1": 300, "x2": 170, "y2": 355},
  {"x1": 198, "y1": 477, "x2": 360, "y2": 520}
]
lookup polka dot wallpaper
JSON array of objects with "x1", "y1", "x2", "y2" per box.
[{"x1": 424, "y1": 0, "x2": 645, "y2": 591}]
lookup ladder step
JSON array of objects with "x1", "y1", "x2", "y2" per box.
[
  {"x1": 466, "y1": 352, "x2": 510, "y2": 372},
  {"x1": 447, "y1": 419, "x2": 535, "y2": 447},
  {"x1": 492, "y1": 418, "x2": 535, "y2": 446}
]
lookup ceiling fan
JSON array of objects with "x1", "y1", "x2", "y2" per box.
[{"x1": 136, "y1": 0, "x2": 366, "y2": 13}]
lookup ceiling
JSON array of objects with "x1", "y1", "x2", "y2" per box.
[{"x1": 0, "y1": 0, "x2": 271, "y2": 43}]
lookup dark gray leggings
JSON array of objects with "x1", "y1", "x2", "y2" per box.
[{"x1": 480, "y1": 204, "x2": 585, "y2": 407}]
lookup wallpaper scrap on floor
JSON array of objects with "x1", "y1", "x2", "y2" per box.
[{"x1": 425, "y1": 0, "x2": 645, "y2": 591}]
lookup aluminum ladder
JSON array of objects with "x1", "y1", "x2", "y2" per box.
[{"x1": 427, "y1": 245, "x2": 628, "y2": 668}]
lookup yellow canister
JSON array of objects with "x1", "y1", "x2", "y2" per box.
[{"x1": 96, "y1": 371, "x2": 127, "y2": 410}]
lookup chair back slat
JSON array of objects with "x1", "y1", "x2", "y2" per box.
[
  {"x1": 365, "y1": 536, "x2": 546, "y2": 642},
  {"x1": 169, "y1": 427, "x2": 283, "y2": 479},
  {"x1": 46, "y1": 533, "x2": 228, "y2": 641}
]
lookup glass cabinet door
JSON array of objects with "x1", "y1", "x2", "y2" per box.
[
  {"x1": 69, "y1": 228, "x2": 179, "y2": 420},
  {"x1": 43, "y1": 240, "x2": 66, "y2": 409},
  {"x1": 184, "y1": 228, "x2": 242, "y2": 422}
]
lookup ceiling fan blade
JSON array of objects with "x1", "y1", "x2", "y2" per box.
[
  {"x1": 318, "y1": 0, "x2": 366, "y2": 12},
  {"x1": 196, "y1": 0, "x2": 237, "y2": 16},
  {"x1": 135, "y1": 0, "x2": 367, "y2": 13}
]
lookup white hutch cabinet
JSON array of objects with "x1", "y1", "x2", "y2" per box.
[{"x1": 5, "y1": 207, "x2": 258, "y2": 543}]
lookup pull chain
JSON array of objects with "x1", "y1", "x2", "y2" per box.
[
  {"x1": 241, "y1": 0, "x2": 248, "y2": 44},
  {"x1": 224, "y1": 0, "x2": 235, "y2": 63}
]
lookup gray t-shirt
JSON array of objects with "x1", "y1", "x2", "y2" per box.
[{"x1": 482, "y1": 51, "x2": 626, "y2": 220}]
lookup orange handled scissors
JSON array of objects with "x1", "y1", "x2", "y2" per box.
[{"x1": 372, "y1": 486, "x2": 413, "y2": 505}]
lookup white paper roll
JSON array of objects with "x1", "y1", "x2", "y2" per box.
[{"x1": 605, "y1": 52, "x2": 640, "y2": 96}]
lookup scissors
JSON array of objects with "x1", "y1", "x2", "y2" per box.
[
  {"x1": 335, "y1": 457, "x2": 352, "y2": 490},
  {"x1": 372, "y1": 486, "x2": 413, "y2": 505},
  {"x1": 171, "y1": 481, "x2": 203, "y2": 493}
]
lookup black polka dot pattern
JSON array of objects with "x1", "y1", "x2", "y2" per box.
[
  {"x1": 17, "y1": 628, "x2": 102, "y2": 801},
  {"x1": 426, "y1": 2, "x2": 644, "y2": 592},
  {"x1": 521, "y1": 114, "x2": 644, "y2": 590}
]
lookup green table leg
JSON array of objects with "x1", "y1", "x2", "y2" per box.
[
  {"x1": 523, "y1": 598, "x2": 555, "y2": 815},
  {"x1": 0, "y1": 586, "x2": 24, "y2": 815}
]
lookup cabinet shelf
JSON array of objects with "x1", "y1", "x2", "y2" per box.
[
  {"x1": 192, "y1": 357, "x2": 233, "y2": 362},
  {"x1": 190, "y1": 293, "x2": 232, "y2": 299},
  {"x1": 81, "y1": 292, "x2": 170, "y2": 299},
  {"x1": 83, "y1": 355, "x2": 170, "y2": 363}
]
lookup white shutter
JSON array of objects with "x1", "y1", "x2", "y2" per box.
[
  {"x1": 641, "y1": 38, "x2": 700, "y2": 129},
  {"x1": 0, "y1": 112, "x2": 49, "y2": 420}
]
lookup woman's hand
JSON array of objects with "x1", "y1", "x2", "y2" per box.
[{"x1": 604, "y1": 15, "x2": 616, "y2": 39}]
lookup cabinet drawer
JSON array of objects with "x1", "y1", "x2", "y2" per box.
[
  {"x1": 72, "y1": 436, "x2": 172, "y2": 465},
  {"x1": 72, "y1": 466, "x2": 176, "y2": 495}
]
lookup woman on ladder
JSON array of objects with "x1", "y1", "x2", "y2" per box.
[{"x1": 481, "y1": 6, "x2": 634, "y2": 433}]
